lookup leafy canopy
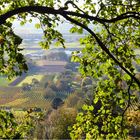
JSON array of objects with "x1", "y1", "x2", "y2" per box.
[{"x1": 0, "y1": 0, "x2": 140, "y2": 139}]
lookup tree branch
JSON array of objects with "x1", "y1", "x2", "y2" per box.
[
  {"x1": 0, "y1": 6, "x2": 139, "y2": 26},
  {"x1": 121, "y1": 78, "x2": 133, "y2": 133},
  {"x1": 64, "y1": 0, "x2": 86, "y2": 14},
  {"x1": 0, "y1": 5, "x2": 139, "y2": 87},
  {"x1": 62, "y1": 14, "x2": 140, "y2": 87}
]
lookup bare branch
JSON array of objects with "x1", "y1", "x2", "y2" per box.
[
  {"x1": 65, "y1": 0, "x2": 86, "y2": 14},
  {"x1": 0, "y1": 6, "x2": 139, "y2": 26},
  {"x1": 62, "y1": 14, "x2": 140, "y2": 87},
  {"x1": 0, "y1": 5, "x2": 139, "y2": 87},
  {"x1": 121, "y1": 78, "x2": 133, "y2": 133}
]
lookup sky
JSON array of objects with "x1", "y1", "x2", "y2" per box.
[
  {"x1": 13, "y1": 19, "x2": 73, "y2": 35},
  {"x1": 13, "y1": 19, "x2": 43, "y2": 34},
  {"x1": 12, "y1": 0, "x2": 90, "y2": 35}
]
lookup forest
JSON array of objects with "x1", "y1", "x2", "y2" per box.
[{"x1": 0, "y1": 0, "x2": 140, "y2": 139}]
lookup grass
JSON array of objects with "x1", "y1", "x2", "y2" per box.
[
  {"x1": 12, "y1": 110, "x2": 27, "y2": 119},
  {"x1": 11, "y1": 110, "x2": 38, "y2": 122},
  {"x1": 0, "y1": 72, "x2": 80, "y2": 109},
  {"x1": 0, "y1": 78, "x2": 9, "y2": 86},
  {"x1": 0, "y1": 86, "x2": 21, "y2": 96},
  {"x1": 22, "y1": 49, "x2": 38, "y2": 54},
  {"x1": 50, "y1": 41, "x2": 84, "y2": 48},
  {"x1": 0, "y1": 88, "x2": 52, "y2": 109},
  {"x1": 4, "y1": 98, "x2": 29, "y2": 107},
  {"x1": 17, "y1": 74, "x2": 44, "y2": 87},
  {"x1": 53, "y1": 74, "x2": 59, "y2": 83},
  {"x1": 21, "y1": 41, "x2": 84, "y2": 50},
  {"x1": 64, "y1": 41, "x2": 84, "y2": 48},
  {"x1": 0, "y1": 76, "x2": 15, "y2": 86},
  {"x1": 19, "y1": 98, "x2": 52, "y2": 109}
]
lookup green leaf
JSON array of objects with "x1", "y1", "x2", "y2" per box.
[
  {"x1": 82, "y1": 104, "x2": 88, "y2": 111},
  {"x1": 88, "y1": 105, "x2": 94, "y2": 111},
  {"x1": 35, "y1": 23, "x2": 41, "y2": 29}
]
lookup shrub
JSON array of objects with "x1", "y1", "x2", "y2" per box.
[
  {"x1": 0, "y1": 110, "x2": 33, "y2": 139},
  {"x1": 46, "y1": 107, "x2": 77, "y2": 139},
  {"x1": 51, "y1": 97, "x2": 64, "y2": 109},
  {"x1": 44, "y1": 87, "x2": 56, "y2": 99}
]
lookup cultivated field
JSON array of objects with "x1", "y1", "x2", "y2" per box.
[{"x1": 17, "y1": 74, "x2": 44, "y2": 86}]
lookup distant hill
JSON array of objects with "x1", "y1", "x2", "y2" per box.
[{"x1": 13, "y1": 21, "x2": 88, "y2": 35}]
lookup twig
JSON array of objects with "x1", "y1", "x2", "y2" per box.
[
  {"x1": 65, "y1": 1, "x2": 86, "y2": 14},
  {"x1": 62, "y1": 14, "x2": 140, "y2": 87},
  {"x1": 121, "y1": 78, "x2": 133, "y2": 133},
  {"x1": 0, "y1": 6, "x2": 140, "y2": 25}
]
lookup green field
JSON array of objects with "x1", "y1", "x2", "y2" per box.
[
  {"x1": 17, "y1": 74, "x2": 44, "y2": 87},
  {"x1": 51, "y1": 41, "x2": 84, "y2": 48},
  {"x1": 4, "y1": 98, "x2": 29, "y2": 106},
  {"x1": 64, "y1": 41, "x2": 84, "y2": 48},
  {"x1": 0, "y1": 76, "x2": 15, "y2": 86},
  {"x1": 22, "y1": 49, "x2": 38, "y2": 54}
]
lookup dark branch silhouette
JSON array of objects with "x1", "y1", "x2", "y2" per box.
[
  {"x1": 62, "y1": 14, "x2": 140, "y2": 87},
  {"x1": 0, "y1": 5, "x2": 140, "y2": 87},
  {"x1": 121, "y1": 78, "x2": 133, "y2": 132},
  {"x1": 0, "y1": 6, "x2": 139, "y2": 25}
]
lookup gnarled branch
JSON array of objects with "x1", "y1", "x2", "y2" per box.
[
  {"x1": 0, "y1": 6, "x2": 139, "y2": 25},
  {"x1": 0, "y1": 5, "x2": 139, "y2": 87},
  {"x1": 62, "y1": 14, "x2": 140, "y2": 87}
]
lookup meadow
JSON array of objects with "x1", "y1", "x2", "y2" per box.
[
  {"x1": 17, "y1": 74, "x2": 44, "y2": 87},
  {"x1": 0, "y1": 76, "x2": 16, "y2": 86}
]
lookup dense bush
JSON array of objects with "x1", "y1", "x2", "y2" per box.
[
  {"x1": 44, "y1": 87, "x2": 56, "y2": 99},
  {"x1": 51, "y1": 97, "x2": 64, "y2": 109},
  {"x1": 0, "y1": 110, "x2": 33, "y2": 139},
  {"x1": 45, "y1": 51, "x2": 69, "y2": 61},
  {"x1": 64, "y1": 93, "x2": 84, "y2": 110},
  {"x1": 46, "y1": 107, "x2": 77, "y2": 139}
]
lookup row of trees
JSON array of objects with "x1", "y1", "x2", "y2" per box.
[{"x1": 43, "y1": 51, "x2": 69, "y2": 61}]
